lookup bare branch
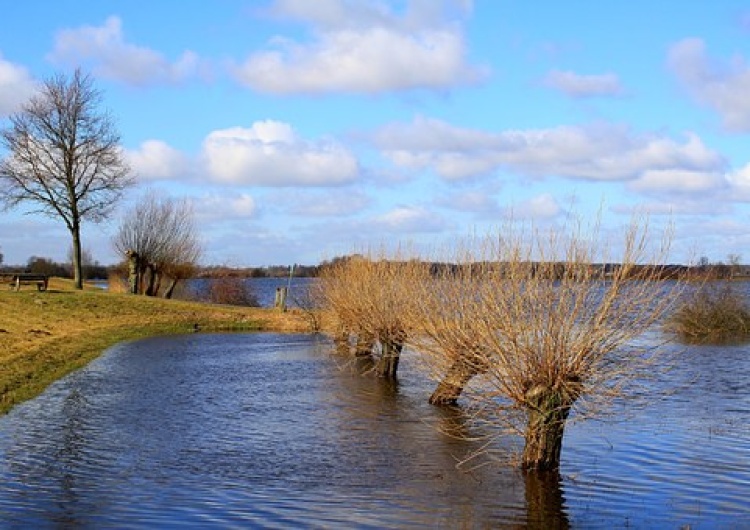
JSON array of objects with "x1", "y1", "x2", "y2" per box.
[{"x1": 0, "y1": 68, "x2": 133, "y2": 288}]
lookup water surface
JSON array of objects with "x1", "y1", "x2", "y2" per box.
[{"x1": 0, "y1": 333, "x2": 748, "y2": 528}]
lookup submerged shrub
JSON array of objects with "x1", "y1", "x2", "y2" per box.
[
  {"x1": 190, "y1": 277, "x2": 259, "y2": 307},
  {"x1": 667, "y1": 282, "x2": 750, "y2": 343}
]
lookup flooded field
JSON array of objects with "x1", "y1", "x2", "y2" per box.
[{"x1": 0, "y1": 332, "x2": 747, "y2": 527}]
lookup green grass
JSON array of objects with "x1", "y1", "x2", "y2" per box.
[{"x1": 0, "y1": 278, "x2": 310, "y2": 414}]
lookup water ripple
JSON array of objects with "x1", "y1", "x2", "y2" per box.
[{"x1": 0, "y1": 333, "x2": 748, "y2": 527}]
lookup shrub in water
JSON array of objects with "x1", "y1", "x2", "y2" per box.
[{"x1": 667, "y1": 282, "x2": 750, "y2": 343}]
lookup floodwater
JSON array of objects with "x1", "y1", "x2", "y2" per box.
[{"x1": 0, "y1": 333, "x2": 748, "y2": 528}]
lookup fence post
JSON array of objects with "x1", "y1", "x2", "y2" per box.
[{"x1": 274, "y1": 286, "x2": 288, "y2": 311}]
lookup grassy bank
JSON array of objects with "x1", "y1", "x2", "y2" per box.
[{"x1": 0, "y1": 278, "x2": 310, "y2": 414}]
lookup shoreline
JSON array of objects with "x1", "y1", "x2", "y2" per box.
[{"x1": 0, "y1": 278, "x2": 313, "y2": 415}]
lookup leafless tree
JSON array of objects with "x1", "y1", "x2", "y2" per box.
[
  {"x1": 0, "y1": 69, "x2": 132, "y2": 289},
  {"x1": 113, "y1": 193, "x2": 201, "y2": 297},
  {"x1": 318, "y1": 250, "x2": 430, "y2": 378},
  {"x1": 410, "y1": 216, "x2": 684, "y2": 471}
]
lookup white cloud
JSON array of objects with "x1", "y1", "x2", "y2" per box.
[
  {"x1": 233, "y1": 0, "x2": 486, "y2": 93},
  {"x1": 372, "y1": 205, "x2": 447, "y2": 233},
  {"x1": 48, "y1": 16, "x2": 205, "y2": 86},
  {"x1": 629, "y1": 169, "x2": 726, "y2": 194},
  {"x1": 202, "y1": 120, "x2": 359, "y2": 186},
  {"x1": 726, "y1": 162, "x2": 750, "y2": 201},
  {"x1": 194, "y1": 193, "x2": 258, "y2": 221},
  {"x1": 668, "y1": 38, "x2": 750, "y2": 132},
  {"x1": 543, "y1": 69, "x2": 624, "y2": 98},
  {"x1": 282, "y1": 189, "x2": 371, "y2": 216},
  {"x1": 267, "y1": 0, "x2": 473, "y2": 30},
  {"x1": 375, "y1": 116, "x2": 725, "y2": 182},
  {"x1": 126, "y1": 140, "x2": 191, "y2": 181},
  {"x1": 437, "y1": 190, "x2": 498, "y2": 214},
  {"x1": 0, "y1": 54, "x2": 37, "y2": 116},
  {"x1": 504, "y1": 193, "x2": 562, "y2": 219},
  {"x1": 613, "y1": 199, "x2": 730, "y2": 216},
  {"x1": 266, "y1": 0, "x2": 395, "y2": 29}
]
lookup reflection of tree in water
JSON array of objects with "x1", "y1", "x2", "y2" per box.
[
  {"x1": 524, "y1": 470, "x2": 570, "y2": 529},
  {"x1": 427, "y1": 403, "x2": 570, "y2": 527},
  {"x1": 6, "y1": 384, "x2": 94, "y2": 526},
  {"x1": 54, "y1": 387, "x2": 89, "y2": 526}
]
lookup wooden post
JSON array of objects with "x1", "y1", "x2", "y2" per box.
[{"x1": 274, "y1": 286, "x2": 288, "y2": 310}]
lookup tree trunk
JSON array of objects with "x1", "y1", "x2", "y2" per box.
[
  {"x1": 144, "y1": 264, "x2": 158, "y2": 296},
  {"x1": 71, "y1": 225, "x2": 83, "y2": 290},
  {"x1": 163, "y1": 278, "x2": 178, "y2": 299},
  {"x1": 126, "y1": 250, "x2": 140, "y2": 294},
  {"x1": 354, "y1": 331, "x2": 375, "y2": 358},
  {"x1": 522, "y1": 385, "x2": 573, "y2": 471},
  {"x1": 153, "y1": 271, "x2": 163, "y2": 296},
  {"x1": 429, "y1": 356, "x2": 481, "y2": 406},
  {"x1": 334, "y1": 328, "x2": 350, "y2": 355},
  {"x1": 375, "y1": 338, "x2": 403, "y2": 379}
]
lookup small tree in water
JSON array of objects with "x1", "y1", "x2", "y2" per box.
[
  {"x1": 318, "y1": 250, "x2": 429, "y2": 378},
  {"x1": 412, "y1": 216, "x2": 683, "y2": 471}
]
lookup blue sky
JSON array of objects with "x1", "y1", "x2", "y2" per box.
[{"x1": 2, "y1": 0, "x2": 750, "y2": 267}]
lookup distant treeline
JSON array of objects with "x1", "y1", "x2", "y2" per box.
[
  {"x1": 0, "y1": 256, "x2": 109, "y2": 280},
  {"x1": 197, "y1": 264, "x2": 321, "y2": 279},
  {"x1": 3, "y1": 254, "x2": 748, "y2": 282},
  {"x1": 314, "y1": 255, "x2": 750, "y2": 281},
  {"x1": 128, "y1": 259, "x2": 750, "y2": 281}
]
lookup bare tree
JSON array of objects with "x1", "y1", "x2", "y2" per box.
[
  {"x1": 0, "y1": 69, "x2": 132, "y2": 289},
  {"x1": 113, "y1": 193, "x2": 201, "y2": 297},
  {"x1": 318, "y1": 251, "x2": 430, "y2": 378},
  {"x1": 727, "y1": 253, "x2": 742, "y2": 279},
  {"x1": 411, "y1": 216, "x2": 684, "y2": 471},
  {"x1": 67, "y1": 245, "x2": 95, "y2": 279}
]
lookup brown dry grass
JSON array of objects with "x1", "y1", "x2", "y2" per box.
[{"x1": 0, "y1": 277, "x2": 310, "y2": 414}]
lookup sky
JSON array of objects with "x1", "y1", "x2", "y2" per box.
[{"x1": 2, "y1": 0, "x2": 750, "y2": 267}]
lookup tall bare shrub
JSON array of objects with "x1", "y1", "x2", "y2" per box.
[
  {"x1": 667, "y1": 282, "x2": 750, "y2": 343},
  {"x1": 114, "y1": 192, "x2": 201, "y2": 297},
  {"x1": 411, "y1": 216, "x2": 683, "y2": 470},
  {"x1": 318, "y1": 251, "x2": 430, "y2": 378}
]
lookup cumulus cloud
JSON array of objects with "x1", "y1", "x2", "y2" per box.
[
  {"x1": 0, "y1": 54, "x2": 37, "y2": 116},
  {"x1": 374, "y1": 116, "x2": 725, "y2": 183},
  {"x1": 725, "y1": 162, "x2": 750, "y2": 201},
  {"x1": 125, "y1": 140, "x2": 191, "y2": 181},
  {"x1": 48, "y1": 16, "x2": 205, "y2": 86},
  {"x1": 629, "y1": 168, "x2": 727, "y2": 194},
  {"x1": 194, "y1": 192, "x2": 258, "y2": 221},
  {"x1": 668, "y1": 38, "x2": 750, "y2": 132},
  {"x1": 543, "y1": 69, "x2": 624, "y2": 98},
  {"x1": 437, "y1": 190, "x2": 499, "y2": 214},
  {"x1": 202, "y1": 120, "x2": 359, "y2": 186},
  {"x1": 281, "y1": 189, "x2": 371, "y2": 216},
  {"x1": 372, "y1": 205, "x2": 448, "y2": 233},
  {"x1": 232, "y1": 0, "x2": 486, "y2": 93},
  {"x1": 503, "y1": 193, "x2": 563, "y2": 219}
]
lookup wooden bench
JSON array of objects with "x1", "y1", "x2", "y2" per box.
[{"x1": 0, "y1": 273, "x2": 49, "y2": 291}]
